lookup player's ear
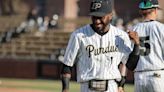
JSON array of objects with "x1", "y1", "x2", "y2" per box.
[
  {"x1": 154, "y1": 8, "x2": 158, "y2": 15},
  {"x1": 109, "y1": 12, "x2": 113, "y2": 17}
]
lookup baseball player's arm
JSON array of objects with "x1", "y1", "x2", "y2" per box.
[
  {"x1": 126, "y1": 44, "x2": 140, "y2": 71},
  {"x1": 126, "y1": 31, "x2": 140, "y2": 71},
  {"x1": 117, "y1": 63, "x2": 127, "y2": 92},
  {"x1": 61, "y1": 64, "x2": 72, "y2": 92}
]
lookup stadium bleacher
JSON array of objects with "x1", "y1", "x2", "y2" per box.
[
  {"x1": 0, "y1": 29, "x2": 70, "y2": 60},
  {"x1": 0, "y1": 6, "x2": 72, "y2": 61}
]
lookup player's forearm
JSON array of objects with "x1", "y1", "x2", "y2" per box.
[
  {"x1": 119, "y1": 63, "x2": 127, "y2": 76},
  {"x1": 61, "y1": 73, "x2": 71, "y2": 92},
  {"x1": 126, "y1": 44, "x2": 140, "y2": 71},
  {"x1": 61, "y1": 64, "x2": 72, "y2": 92},
  {"x1": 117, "y1": 63, "x2": 127, "y2": 89},
  {"x1": 131, "y1": 44, "x2": 140, "y2": 55}
]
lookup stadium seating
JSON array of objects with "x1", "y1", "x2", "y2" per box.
[{"x1": 0, "y1": 30, "x2": 70, "y2": 61}]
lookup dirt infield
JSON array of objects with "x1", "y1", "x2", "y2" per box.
[{"x1": 0, "y1": 87, "x2": 50, "y2": 92}]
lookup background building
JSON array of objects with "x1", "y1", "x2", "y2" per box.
[{"x1": 22, "y1": 0, "x2": 164, "y2": 21}]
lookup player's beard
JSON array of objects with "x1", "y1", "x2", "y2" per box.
[
  {"x1": 91, "y1": 17, "x2": 111, "y2": 34},
  {"x1": 96, "y1": 24, "x2": 104, "y2": 33},
  {"x1": 93, "y1": 23, "x2": 109, "y2": 34}
]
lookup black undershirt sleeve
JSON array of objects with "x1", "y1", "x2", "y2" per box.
[{"x1": 126, "y1": 44, "x2": 140, "y2": 71}]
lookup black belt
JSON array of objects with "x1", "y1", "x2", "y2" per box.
[{"x1": 135, "y1": 68, "x2": 164, "y2": 72}]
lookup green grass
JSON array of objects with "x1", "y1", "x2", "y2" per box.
[
  {"x1": 0, "y1": 78, "x2": 134, "y2": 92},
  {"x1": 124, "y1": 84, "x2": 134, "y2": 92}
]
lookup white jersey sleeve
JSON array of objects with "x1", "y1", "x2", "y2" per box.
[
  {"x1": 62, "y1": 31, "x2": 80, "y2": 67},
  {"x1": 120, "y1": 32, "x2": 132, "y2": 64}
]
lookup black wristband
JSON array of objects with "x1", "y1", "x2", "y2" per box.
[
  {"x1": 61, "y1": 64, "x2": 72, "y2": 74},
  {"x1": 117, "y1": 76, "x2": 126, "y2": 87},
  {"x1": 61, "y1": 76, "x2": 70, "y2": 90}
]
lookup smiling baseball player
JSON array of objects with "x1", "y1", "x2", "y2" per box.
[{"x1": 60, "y1": 0, "x2": 140, "y2": 92}]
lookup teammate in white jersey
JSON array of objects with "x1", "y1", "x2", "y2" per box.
[
  {"x1": 60, "y1": 0, "x2": 140, "y2": 92},
  {"x1": 132, "y1": 0, "x2": 164, "y2": 92}
]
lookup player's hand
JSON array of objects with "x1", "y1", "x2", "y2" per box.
[
  {"x1": 128, "y1": 30, "x2": 140, "y2": 45},
  {"x1": 118, "y1": 87, "x2": 124, "y2": 92}
]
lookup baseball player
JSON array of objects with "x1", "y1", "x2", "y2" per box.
[
  {"x1": 60, "y1": 0, "x2": 140, "y2": 92},
  {"x1": 132, "y1": 0, "x2": 164, "y2": 92}
]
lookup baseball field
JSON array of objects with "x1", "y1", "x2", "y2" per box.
[{"x1": 0, "y1": 78, "x2": 134, "y2": 92}]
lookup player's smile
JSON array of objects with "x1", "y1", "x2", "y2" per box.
[{"x1": 92, "y1": 16, "x2": 104, "y2": 28}]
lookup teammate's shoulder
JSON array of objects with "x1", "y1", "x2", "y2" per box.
[
  {"x1": 110, "y1": 24, "x2": 127, "y2": 34},
  {"x1": 134, "y1": 21, "x2": 163, "y2": 26},
  {"x1": 133, "y1": 22, "x2": 144, "y2": 27},
  {"x1": 132, "y1": 22, "x2": 147, "y2": 30},
  {"x1": 154, "y1": 21, "x2": 164, "y2": 26},
  {"x1": 147, "y1": 21, "x2": 164, "y2": 30},
  {"x1": 155, "y1": 21, "x2": 164, "y2": 32}
]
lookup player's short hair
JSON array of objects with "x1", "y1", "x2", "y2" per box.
[
  {"x1": 139, "y1": 8, "x2": 156, "y2": 16},
  {"x1": 139, "y1": 0, "x2": 160, "y2": 10}
]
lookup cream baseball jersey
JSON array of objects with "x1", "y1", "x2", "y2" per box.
[
  {"x1": 133, "y1": 21, "x2": 164, "y2": 72},
  {"x1": 62, "y1": 24, "x2": 132, "y2": 82}
]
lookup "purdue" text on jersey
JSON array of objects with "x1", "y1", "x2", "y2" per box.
[{"x1": 86, "y1": 43, "x2": 119, "y2": 57}]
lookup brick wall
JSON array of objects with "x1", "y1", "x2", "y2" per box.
[
  {"x1": 0, "y1": 59, "x2": 37, "y2": 79},
  {"x1": 0, "y1": 59, "x2": 77, "y2": 80},
  {"x1": 0, "y1": 58, "x2": 134, "y2": 82},
  {"x1": 114, "y1": 0, "x2": 140, "y2": 22}
]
